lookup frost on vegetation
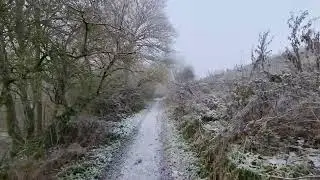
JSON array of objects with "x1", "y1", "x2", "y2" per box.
[
  {"x1": 57, "y1": 144, "x2": 115, "y2": 180},
  {"x1": 190, "y1": 94, "x2": 228, "y2": 122},
  {"x1": 57, "y1": 110, "x2": 146, "y2": 180},
  {"x1": 228, "y1": 145, "x2": 320, "y2": 179},
  {"x1": 168, "y1": 69, "x2": 320, "y2": 179},
  {"x1": 202, "y1": 121, "x2": 226, "y2": 135},
  {"x1": 163, "y1": 114, "x2": 203, "y2": 180},
  {"x1": 111, "y1": 109, "x2": 146, "y2": 138}
]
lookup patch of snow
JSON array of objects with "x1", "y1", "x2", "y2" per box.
[
  {"x1": 229, "y1": 145, "x2": 320, "y2": 178},
  {"x1": 268, "y1": 157, "x2": 287, "y2": 165}
]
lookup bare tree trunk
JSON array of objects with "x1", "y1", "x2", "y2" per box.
[
  {"x1": 34, "y1": 79, "x2": 43, "y2": 135},
  {"x1": 124, "y1": 59, "x2": 132, "y2": 87},
  {"x1": 15, "y1": 0, "x2": 36, "y2": 139},
  {"x1": 124, "y1": 42, "x2": 135, "y2": 88},
  {"x1": 3, "y1": 84, "x2": 24, "y2": 154},
  {"x1": 295, "y1": 49, "x2": 303, "y2": 72},
  {"x1": 34, "y1": 1, "x2": 43, "y2": 135},
  {"x1": 18, "y1": 83, "x2": 35, "y2": 139},
  {"x1": 0, "y1": 24, "x2": 23, "y2": 154},
  {"x1": 316, "y1": 57, "x2": 320, "y2": 71},
  {"x1": 15, "y1": 0, "x2": 25, "y2": 51},
  {"x1": 82, "y1": 17, "x2": 92, "y2": 73}
]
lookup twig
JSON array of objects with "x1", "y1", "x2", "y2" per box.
[{"x1": 309, "y1": 108, "x2": 320, "y2": 122}]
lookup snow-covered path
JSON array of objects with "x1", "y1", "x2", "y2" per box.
[
  {"x1": 116, "y1": 101, "x2": 163, "y2": 180},
  {"x1": 105, "y1": 100, "x2": 164, "y2": 180},
  {"x1": 103, "y1": 100, "x2": 201, "y2": 180}
]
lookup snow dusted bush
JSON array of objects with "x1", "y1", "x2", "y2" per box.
[{"x1": 167, "y1": 69, "x2": 320, "y2": 179}]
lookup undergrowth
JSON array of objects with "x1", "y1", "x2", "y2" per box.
[{"x1": 57, "y1": 144, "x2": 118, "y2": 180}]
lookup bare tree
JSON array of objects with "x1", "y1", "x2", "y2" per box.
[
  {"x1": 301, "y1": 21, "x2": 320, "y2": 71},
  {"x1": 285, "y1": 10, "x2": 310, "y2": 72},
  {"x1": 250, "y1": 31, "x2": 273, "y2": 77},
  {"x1": 0, "y1": 0, "x2": 175, "y2": 152}
]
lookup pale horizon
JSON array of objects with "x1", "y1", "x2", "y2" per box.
[{"x1": 167, "y1": 0, "x2": 320, "y2": 77}]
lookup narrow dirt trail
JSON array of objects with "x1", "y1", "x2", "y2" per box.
[{"x1": 103, "y1": 100, "x2": 201, "y2": 180}]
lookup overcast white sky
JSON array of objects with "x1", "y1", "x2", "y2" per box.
[{"x1": 166, "y1": 0, "x2": 320, "y2": 77}]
